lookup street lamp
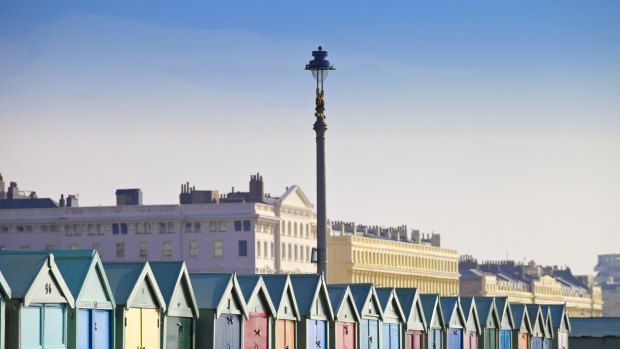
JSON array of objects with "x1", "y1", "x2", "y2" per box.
[{"x1": 305, "y1": 46, "x2": 335, "y2": 278}]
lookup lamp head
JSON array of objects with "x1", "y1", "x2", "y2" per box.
[{"x1": 305, "y1": 46, "x2": 335, "y2": 83}]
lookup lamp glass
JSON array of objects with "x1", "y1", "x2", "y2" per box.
[{"x1": 311, "y1": 69, "x2": 329, "y2": 83}]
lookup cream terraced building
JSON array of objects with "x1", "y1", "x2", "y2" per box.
[
  {"x1": 460, "y1": 257, "x2": 603, "y2": 317},
  {"x1": 0, "y1": 174, "x2": 318, "y2": 275},
  {"x1": 328, "y1": 223, "x2": 460, "y2": 295}
]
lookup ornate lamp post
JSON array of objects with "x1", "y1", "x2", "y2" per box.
[{"x1": 305, "y1": 46, "x2": 335, "y2": 277}]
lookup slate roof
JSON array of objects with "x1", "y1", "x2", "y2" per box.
[
  {"x1": 0, "y1": 251, "x2": 49, "y2": 298},
  {"x1": 53, "y1": 250, "x2": 97, "y2": 295},
  {"x1": 546, "y1": 304, "x2": 570, "y2": 331},
  {"x1": 0, "y1": 198, "x2": 58, "y2": 209},
  {"x1": 289, "y1": 274, "x2": 325, "y2": 316},
  {"x1": 473, "y1": 297, "x2": 496, "y2": 326},
  {"x1": 53, "y1": 249, "x2": 113, "y2": 303},
  {"x1": 419, "y1": 294, "x2": 443, "y2": 328},
  {"x1": 376, "y1": 287, "x2": 405, "y2": 322},
  {"x1": 570, "y1": 317, "x2": 620, "y2": 337},
  {"x1": 510, "y1": 303, "x2": 531, "y2": 333},
  {"x1": 236, "y1": 274, "x2": 276, "y2": 316},
  {"x1": 0, "y1": 269, "x2": 10, "y2": 299},
  {"x1": 439, "y1": 296, "x2": 462, "y2": 327},
  {"x1": 337, "y1": 283, "x2": 382, "y2": 319},
  {"x1": 526, "y1": 304, "x2": 542, "y2": 331},
  {"x1": 395, "y1": 288, "x2": 417, "y2": 320},
  {"x1": 189, "y1": 272, "x2": 244, "y2": 314},
  {"x1": 0, "y1": 250, "x2": 74, "y2": 306},
  {"x1": 150, "y1": 261, "x2": 199, "y2": 317},
  {"x1": 327, "y1": 284, "x2": 360, "y2": 322},
  {"x1": 262, "y1": 274, "x2": 288, "y2": 310},
  {"x1": 150, "y1": 261, "x2": 185, "y2": 303}
]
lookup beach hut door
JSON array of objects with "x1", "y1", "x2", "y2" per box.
[{"x1": 78, "y1": 309, "x2": 111, "y2": 349}]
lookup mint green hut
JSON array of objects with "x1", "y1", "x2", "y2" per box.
[
  {"x1": 150, "y1": 262, "x2": 199, "y2": 349},
  {"x1": 54, "y1": 250, "x2": 116, "y2": 349},
  {"x1": 0, "y1": 269, "x2": 11, "y2": 349},
  {"x1": 0, "y1": 251, "x2": 75, "y2": 349}
]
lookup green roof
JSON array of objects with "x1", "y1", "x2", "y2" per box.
[
  {"x1": 150, "y1": 261, "x2": 198, "y2": 317},
  {"x1": 262, "y1": 274, "x2": 300, "y2": 320},
  {"x1": 189, "y1": 273, "x2": 233, "y2": 309},
  {"x1": 53, "y1": 249, "x2": 114, "y2": 305},
  {"x1": 289, "y1": 274, "x2": 321, "y2": 316},
  {"x1": 419, "y1": 294, "x2": 443, "y2": 328},
  {"x1": 0, "y1": 252, "x2": 48, "y2": 298}
]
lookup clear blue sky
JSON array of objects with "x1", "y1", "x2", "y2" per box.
[{"x1": 1, "y1": 1, "x2": 619, "y2": 274}]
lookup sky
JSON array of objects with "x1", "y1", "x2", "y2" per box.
[{"x1": 1, "y1": 1, "x2": 619, "y2": 275}]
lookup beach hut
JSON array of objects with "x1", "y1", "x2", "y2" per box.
[
  {"x1": 526, "y1": 305, "x2": 545, "y2": 349},
  {"x1": 540, "y1": 306, "x2": 552, "y2": 349},
  {"x1": 289, "y1": 274, "x2": 334, "y2": 349},
  {"x1": 150, "y1": 262, "x2": 199, "y2": 349},
  {"x1": 104, "y1": 262, "x2": 166, "y2": 349},
  {"x1": 440, "y1": 296, "x2": 467, "y2": 349},
  {"x1": 0, "y1": 268, "x2": 11, "y2": 349},
  {"x1": 509, "y1": 304, "x2": 532, "y2": 349},
  {"x1": 395, "y1": 288, "x2": 426, "y2": 349},
  {"x1": 377, "y1": 288, "x2": 406, "y2": 349},
  {"x1": 53, "y1": 250, "x2": 115, "y2": 349},
  {"x1": 494, "y1": 298, "x2": 514, "y2": 349},
  {"x1": 237, "y1": 275, "x2": 276, "y2": 349},
  {"x1": 460, "y1": 297, "x2": 482, "y2": 349},
  {"x1": 0, "y1": 251, "x2": 75, "y2": 349},
  {"x1": 262, "y1": 275, "x2": 301, "y2": 349},
  {"x1": 419, "y1": 294, "x2": 445, "y2": 349},
  {"x1": 471, "y1": 297, "x2": 500, "y2": 349},
  {"x1": 327, "y1": 285, "x2": 361, "y2": 349},
  {"x1": 344, "y1": 283, "x2": 383, "y2": 349},
  {"x1": 544, "y1": 304, "x2": 570, "y2": 349},
  {"x1": 569, "y1": 317, "x2": 620, "y2": 349},
  {"x1": 190, "y1": 273, "x2": 248, "y2": 349}
]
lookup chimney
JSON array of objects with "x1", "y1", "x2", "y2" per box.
[{"x1": 249, "y1": 172, "x2": 264, "y2": 202}]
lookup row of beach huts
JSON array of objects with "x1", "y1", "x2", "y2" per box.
[{"x1": 0, "y1": 250, "x2": 573, "y2": 349}]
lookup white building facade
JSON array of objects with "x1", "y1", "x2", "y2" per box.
[{"x1": 0, "y1": 177, "x2": 318, "y2": 274}]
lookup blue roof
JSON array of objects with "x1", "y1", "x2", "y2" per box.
[
  {"x1": 547, "y1": 304, "x2": 568, "y2": 330},
  {"x1": 52, "y1": 250, "x2": 97, "y2": 299},
  {"x1": 419, "y1": 294, "x2": 442, "y2": 328},
  {"x1": 395, "y1": 288, "x2": 417, "y2": 319},
  {"x1": 439, "y1": 296, "x2": 459, "y2": 326},
  {"x1": 0, "y1": 198, "x2": 58, "y2": 209},
  {"x1": 510, "y1": 303, "x2": 530, "y2": 331},
  {"x1": 375, "y1": 288, "x2": 392, "y2": 310},
  {"x1": 570, "y1": 317, "x2": 620, "y2": 337},
  {"x1": 289, "y1": 274, "x2": 322, "y2": 316},
  {"x1": 460, "y1": 297, "x2": 474, "y2": 318},
  {"x1": 327, "y1": 285, "x2": 349, "y2": 315},
  {"x1": 342, "y1": 283, "x2": 374, "y2": 313},
  {"x1": 0, "y1": 251, "x2": 49, "y2": 298},
  {"x1": 526, "y1": 304, "x2": 541, "y2": 328},
  {"x1": 0, "y1": 270, "x2": 10, "y2": 299},
  {"x1": 189, "y1": 273, "x2": 233, "y2": 309},
  {"x1": 473, "y1": 297, "x2": 495, "y2": 324},
  {"x1": 103, "y1": 262, "x2": 146, "y2": 305},
  {"x1": 236, "y1": 275, "x2": 262, "y2": 302},
  {"x1": 149, "y1": 261, "x2": 184, "y2": 304},
  {"x1": 262, "y1": 275, "x2": 288, "y2": 310}
]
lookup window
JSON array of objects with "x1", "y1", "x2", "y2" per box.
[
  {"x1": 243, "y1": 220, "x2": 251, "y2": 231},
  {"x1": 116, "y1": 243, "x2": 124, "y2": 258},
  {"x1": 185, "y1": 222, "x2": 193, "y2": 233},
  {"x1": 17, "y1": 225, "x2": 24, "y2": 232},
  {"x1": 69, "y1": 243, "x2": 78, "y2": 250},
  {"x1": 270, "y1": 243, "x2": 274, "y2": 258},
  {"x1": 282, "y1": 243, "x2": 286, "y2": 259},
  {"x1": 88, "y1": 224, "x2": 95, "y2": 235},
  {"x1": 0, "y1": 226, "x2": 8, "y2": 233},
  {"x1": 194, "y1": 222, "x2": 201, "y2": 232},
  {"x1": 257, "y1": 241, "x2": 262, "y2": 258},
  {"x1": 144, "y1": 223, "x2": 151, "y2": 234},
  {"x1": 294, "y1": 245, "x2": 298, "y2": 260},
  {"x1": 218, "y1": 221, "x2": 226, "y2": 232},
  {"x1": 214, "y1": 240, "x2": 223, "y2": 256},
  {"x1": 190, "y1": 241, "x2": 199, "y2": 257},
  {"x1": 140, "y1": 242, "x2": 148, "y2": 258},
  {"x1": 121, "y1": 223, "x2": 128, "y2": 234},
  {"x1": 167, "y1": 222, "x2": 174, "y2": 233},
  {"x1": 112, "y1": 223, "x2": 120, "y2": 235},
  {"x1": 238, "y1": 240, "x2": 248, "y2": 257},
  {"x1": 264, "y1": 241, "x2": 268, "y2": 258},
  {"x1": 288, "y1": 244, "x2": 292, "y2": 261},
  {"x1": 234, "y1": 220, "x2": 242, "y2": 231},
  {"x1": 159, "y1": 222, "x2": 167, "y2": 234},
  {"x1": 163, "y1": 242, "x2": 172, "y2": 257}
]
